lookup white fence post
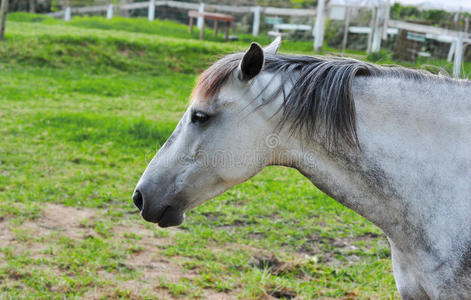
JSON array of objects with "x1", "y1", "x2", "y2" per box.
[
  {"x1": 453, "y1": 33, "x2": 463, "y2": 78},
  {"x1": 366, "y1": 7, "x2": 376, "y2": 54},
  {"x1": 252, "y1": 6, "x2": 261, "y2": 36},
  {"x1": 313, "y1": 0, "x2": 325, "y2": 51},
  {"x1": 64, "y1": 6, "x2": 71, "y2": 21},
  {"x1": 342, "y1": 7, "x2": 351, "y2": 53},
  {"x1": 196, "y1": 3, "x2": 205, "y2": 30},
  {"x1": 382, "y1": 0, "x2": 390, "y2": 40},
  {"x1": 106, "y1": 3, "x2": 114, "y2": 19},
  {"x1": 448, "y1": 41, "x2": 456, "y2": 62},
  {"x1": 148, "y1": 0, "x2": 155, "y2": 21},
  {"x1": 371, "y1": 2, "x2": 385, "y2": 54}
]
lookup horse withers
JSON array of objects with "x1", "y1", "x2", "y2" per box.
[{"x1": 133, "y1": 37, "x2": 471, "y2": 299}]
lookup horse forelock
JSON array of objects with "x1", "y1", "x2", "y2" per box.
[
  {"x1": 191, "y1": 53, "x2": 242, "y2": 103},
  {"x1": 191, "y1": 51, "x2": 462, "y2": 150}
]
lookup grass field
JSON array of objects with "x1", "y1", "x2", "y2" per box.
[{"x1": 1, "y1": 13, "x2": 462, "y2": 299}]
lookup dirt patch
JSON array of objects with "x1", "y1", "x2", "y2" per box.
[
  {"x1": 356, "y1": 231, "x2": 380, "y2": 239},
  {"x1": 295, "y1": 231, "x2": 387, "y2": 265},
  {"x1": 0, "y1": 204, "x2": 242, "y2": 299},
  {"x1": 113, "y1": 222, "x2": 185, "y2": 282},
  {"x1": 202, "y1": 291, "x2": 239, "y2": 300},
  {"x1": 268, "y1": 286, "x2": 298, "y2": 299},
  {"x1": 0, "y1": 216, "x2": 13, "y2": 243},
  {"x1": 37, "y1": 203, "x2": 97, "y2": 239},
  {"x1": 0, "y1": 216, "x2": 14, "y2": 268},
  {"x1": 0, "y1": 203, "x2": 101, "y2": 270},
  {"x1": 251, "y1": 254, "x2": 304, "y2": 278}
]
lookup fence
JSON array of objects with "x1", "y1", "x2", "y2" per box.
[
  {"x1": 388, "y1": 20, "x2": 471, "y2": 77},
  {"x1": 47, "y1": 1, "x2": 317, "y2": 37},
  {"x1": 330, "y1": 1, "x2": 469, "y2": 77},
  {"x1": 46, "y1": 1, "x2": 469, "y2": 77}
]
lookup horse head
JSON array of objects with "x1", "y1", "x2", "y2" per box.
[{"x1": 133, "y1": 38, "x2": 285, "y2": 227}]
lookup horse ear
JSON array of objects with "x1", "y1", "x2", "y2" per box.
[
  {"x1": 264, "y1": 36, "x2": 281, "y2": 54},
  {"x1": 239, "y1": 42, "x2": 264, "y2": 81}
]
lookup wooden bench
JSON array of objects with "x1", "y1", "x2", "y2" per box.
[{"x1": 188, "y1": 11, "x2": 234, "y2": 40}]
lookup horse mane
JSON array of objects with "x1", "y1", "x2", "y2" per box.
[{"x1": 194, "y1": 52, "x2": 453, "y2": 150}]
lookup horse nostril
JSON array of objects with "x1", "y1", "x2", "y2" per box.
[{"x1": 133, "y1": 190, "x2": 144, "y2": 211}]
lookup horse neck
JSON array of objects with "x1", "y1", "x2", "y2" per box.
[{"x1": 283, "y1": 75, "x2": 471, "y2": 253}]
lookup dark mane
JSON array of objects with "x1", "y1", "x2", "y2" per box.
[{"x1": 194, "y1": 53, "x2": 454, "y2": 150}]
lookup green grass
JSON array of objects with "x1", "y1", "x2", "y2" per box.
[{"x1": 4, "y1": 13, "x2": 465, "y2": 299}]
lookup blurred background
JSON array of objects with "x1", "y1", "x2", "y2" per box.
[{"x1": 4, "y1": 0, "x2": 471, "y2": 76}]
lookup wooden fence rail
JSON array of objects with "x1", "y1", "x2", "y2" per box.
[
  {"x1": 47, "y1": 1, "x2": 316, "y2": 18},
  {"x1": 388, "y1": 20, "x2": 468, "y2": 40},
  {"x1": 47, "y1": 0, "x2": 317, "y2": 38}
]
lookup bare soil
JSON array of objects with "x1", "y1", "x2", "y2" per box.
[{"x1": 0, "y1": 203, "x2": 239, "y2": 300}]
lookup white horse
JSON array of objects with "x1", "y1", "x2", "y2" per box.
[{"x1": 133, "y1": 37, "x2": 471, "y2": 299}]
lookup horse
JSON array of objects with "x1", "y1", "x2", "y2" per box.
[{"x1": 132, "y1": 37, "x2": 471, "y2": 299}]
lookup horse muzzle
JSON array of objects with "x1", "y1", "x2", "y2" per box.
[{"x1": 132, "y1": 189, "x2": 185, "y2": 227}]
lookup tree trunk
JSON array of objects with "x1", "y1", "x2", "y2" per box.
[
  {"x1": 29, "y1": 0, "x2": 35, "y2": 13},
  {"x1": 0, "y1": 0, "x2": 8, "y2": 41}
]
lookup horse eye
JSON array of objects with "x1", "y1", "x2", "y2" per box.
[{"x1": 191, "y1": 111, "x2": 210, "y2": 124}]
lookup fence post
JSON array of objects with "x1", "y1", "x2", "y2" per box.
[
  {"x1": 29, "y1": 0, "x2": 36, "y2": 13},
  {"x1": 453, "y1": 33, "x2": 463, "y2": 78},
  {"x1": 447, "y1": 41, "x2": 456, "y2": 62},
  {"x1": 342, "y1": 7, "x2": 351, "y2": 53},
  {"x1": 64, "y1": 6, "x2": 71, "y2": 21},
  {"x1": 313, "y1": 0, "x2": 325, "y2": 51},
  {"x1": 366, "y1": 7, "x2": 375, "y2": 54},
  {"x1": 465, "y1": 16, "x2": 470, "y2": 35},
  {"x1": 371, "y1": 3, "x2": 384, "y2": 54},
  {"x1": 148, "y1": 0, "x2": 155, "y2": 21},
  {"x1": 106, "y1": 3, "x2": 114, "y2": 19},
  {"x1": 252, "y1": 6, "x2": 261, "y2": 36},
  {"x1": 197, "y1": 3, "x2": 205, "y2": 30},
  {"x1": 382, "y1": 0, "x2": 390, "y2": 40}
]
